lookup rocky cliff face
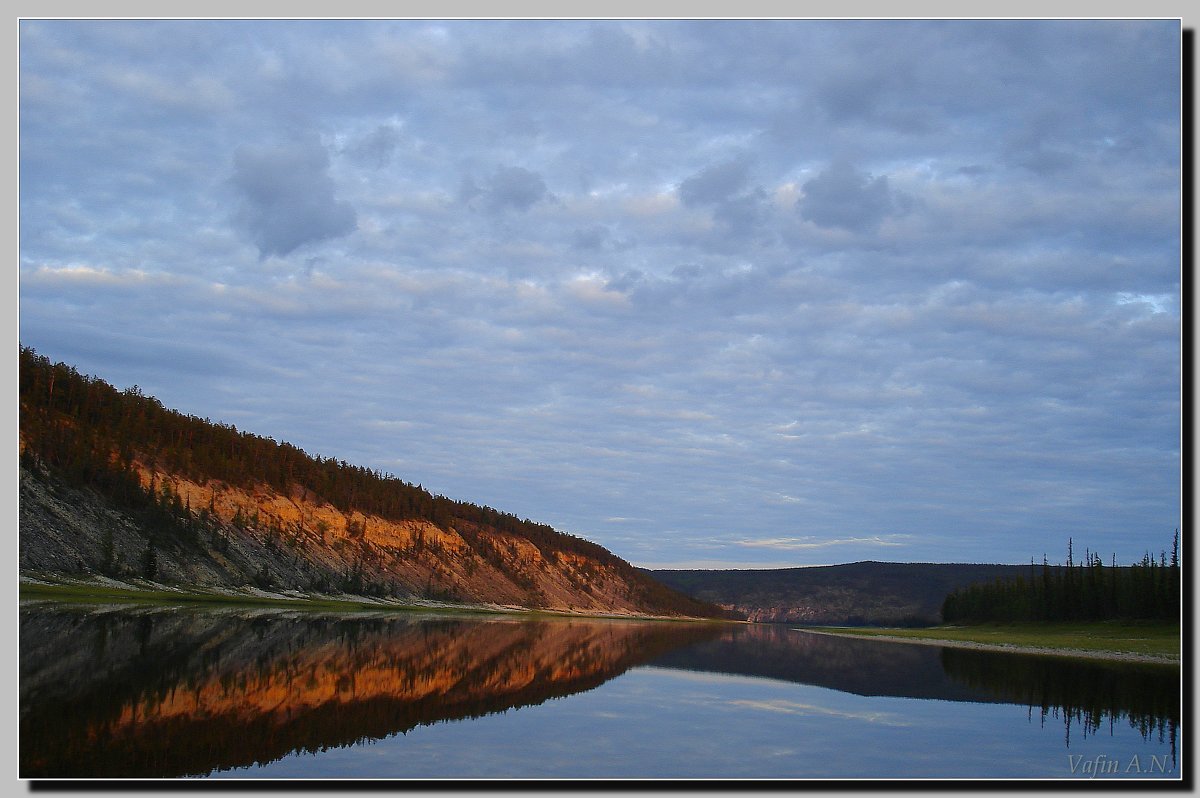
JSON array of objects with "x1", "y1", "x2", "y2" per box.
[
  {"x1": 19, "y1": 348, "x2": 719, "y2": 618},
  {"x1": 19, "y1": 457, "x2": 709, "y2": 617}
]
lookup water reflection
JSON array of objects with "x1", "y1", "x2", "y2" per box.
[
  {"x1": 652, "y1": 623, "x2": 1006, "y2": 702},
  {"x1": 939, "y1": 647, "x2": 1179, "y2": 761},
  {"x1": 20, "y1": 602, "x2": 721, "y2": 778},
  {"x1": 652, "y1": 625, "x2": 1179, "y2": 761},
  {"x1": 20, "y1": 604, "x2": 1180, "y2": 779}
]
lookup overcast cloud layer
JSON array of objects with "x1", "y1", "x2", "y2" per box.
[{"x1": 19, "y1": 20, "x2": 1181, "y2": 568}]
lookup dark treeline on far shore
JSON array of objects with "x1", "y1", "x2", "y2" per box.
[{"x1": 942, "y1": 533, "x2": 1180, "y2": 624}]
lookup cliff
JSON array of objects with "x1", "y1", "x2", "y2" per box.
[{"x1": 18, "y1": 347, "x2": 721, "y2": 618}]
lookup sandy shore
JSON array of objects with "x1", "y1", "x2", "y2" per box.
[{"x1": 796, "y1": 628, "x2": 1179, "y2": 665}]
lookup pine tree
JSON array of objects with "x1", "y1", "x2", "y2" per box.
[{"x1": 141, "y1": 539, "x2": 157, "y2": 580}]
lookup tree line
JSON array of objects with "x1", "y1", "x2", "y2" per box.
[
  {"x1": 19, "y1": 346, "x2": 719, "y2": 617},
  {"x1": 20, "y1": 346, "x2": 597, "y2": 558},
  {"x1": 941, "y1": 533, "x2": 1180, "y2": 623}
]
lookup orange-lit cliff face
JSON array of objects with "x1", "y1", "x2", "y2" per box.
[
  {"x1": 20, "y1": 347, "x2": 717, "y2": 617},
  {"x1": 20, "y1": 606, "x2": 722, "y2": 778},
  {"x1": 129, "y1": 461, "x2": 654, "y2": 613}
]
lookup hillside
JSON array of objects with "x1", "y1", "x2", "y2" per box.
[
  {"x1": 647, "y1": 561, "x2": 1047, "y2": 625},
  {"x1": 18, "y1": 347, "x2": 722, "y2": 618}
]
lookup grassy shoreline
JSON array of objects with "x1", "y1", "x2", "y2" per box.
[
  {"x1": 17, "y1": 575, "x2": 724, "y2": 623},
  {"x1": 802, "y1": 621, "x2": 1180, "y2": 663}
]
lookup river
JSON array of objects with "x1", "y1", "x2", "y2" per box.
[{"x1": 19, "y1": 601, "x2": 1180, "y2": 781}]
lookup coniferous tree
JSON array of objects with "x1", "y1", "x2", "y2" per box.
[
  {"x1": 141, "y1": 539, "x2": 157, "y2": 580},
  {"x1": 943, "y1": 536, "x2": 1181, "y2": 624}
]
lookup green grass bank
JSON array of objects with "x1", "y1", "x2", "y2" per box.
[
  {"x1": 18, "y1": 575, "x2": 725, "y2": 623},
  {"x1": 806, "y1": 621, "x2": 1180, "y2": 661}
]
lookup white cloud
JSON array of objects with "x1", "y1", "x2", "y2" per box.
[{"x1": 736, "y1": 535, "x2": 913, "y2": 551}]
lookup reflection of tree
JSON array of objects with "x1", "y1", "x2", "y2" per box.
[
  {"x1": 939, "y1": 648, "x2": 1179, "y2": 762},
  {"x1": 652, "y1": 625, "x2": 1179, "y2": 766},
  {"x1": 20, "y1": 604, "x2": 721, "y2": 778}
]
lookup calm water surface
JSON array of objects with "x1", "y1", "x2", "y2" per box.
[{"x1": 20, "y1": 601, "x2": 1180, "y2": 780}]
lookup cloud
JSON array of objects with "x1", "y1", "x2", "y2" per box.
[
  {"x1": 572, "y1": 225, "x2": 612, "y2": 251},
  {"x1": 230, "y1": 137, "x2": 357, "y2": 257},
  {"x1": 345, "y1": 123, "x2": 403, "y2": 168},
  {"x1": 676, "y1": 158, "x2": 772, "y2": 247},
  {"x1": 678, "y1": 159, "x2": 751, "y2": 207},
  {"x1": 736, "y1": 535, "x2": 913, "y2": 551},
  {"x1": 18, "y1": 20, "x2": 1181, "y2": 570},
  {"x1": 797, "y1": 160, "x2": 898, "y2": 233},
  {"x1": 711, "y1": 188, "x2": 770, "y2": 242},
  {"x1": 817, "y1": 70, "x2": 889, "y2": 124},
  {"x1": 465, "y1": 166, "x2": 549, "y2": 213}
]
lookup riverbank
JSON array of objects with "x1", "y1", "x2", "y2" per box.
[
  {"x1": 800, "y1": 622, "x2": 1180, "y2": 665},
  {"x1": 19, "y1": 573, "x2": 724, "y2": 623}
]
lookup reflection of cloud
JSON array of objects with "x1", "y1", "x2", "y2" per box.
[
  {"x1": 736, "y1": 535, "x2": 911, "y2": 550},
  {"x1": 728, "y1": 699, "x2": 911, "y2": 727}
]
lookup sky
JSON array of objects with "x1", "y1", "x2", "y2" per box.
[{"x1": 17, "y1": 18, "x2": 1182, "y2": 569}]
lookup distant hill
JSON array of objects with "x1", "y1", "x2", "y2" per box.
[
  {"x1": 19, "y1": 347, "x2": 721, "y2": 619},
  {"x1": 646, "y1": 561, "x2": 1051, "y2": 625}
]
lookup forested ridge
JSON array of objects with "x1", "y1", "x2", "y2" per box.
[
  {"x1": 650, "y1": 561, "x2": 1039, "y2": 626},
  {"x1": 21, "y1": 346, "x2": 588, "y2": 555},
  {"x1": 651, "y1": 543, "x2": 1182, "y2": 627},
  {"x1": 18, "y1": 346, "x2": 721, "y2": 617},
  {"x1": 941, "y1": 535, "x2": 1180, "y2": 623}
]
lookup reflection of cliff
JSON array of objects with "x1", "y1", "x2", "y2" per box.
[
  {"x1": 939, "y1": 647, "x2": 1179, "y2": 758},
  {"x1": 20, "y1": 603, "x2": 722, "y2": 778}
]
